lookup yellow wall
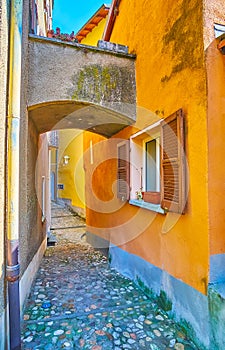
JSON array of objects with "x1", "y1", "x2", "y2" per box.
[
  {"x1": 58, "y1": 130, "x2": 85, "y2": 211},
  {"x1": 85, "y1": 0, "x2": 210, "y2": 294},
  {"x1": 80, "y1": 17, "x2": 108, "y2": 46}
]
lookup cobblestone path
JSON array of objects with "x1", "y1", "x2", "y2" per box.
[{"x1": 21, "y1": 202, "x2": 199, "y2": 350}]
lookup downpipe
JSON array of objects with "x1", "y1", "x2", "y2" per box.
[{"x1": 6, "y1": 0, "x2": 23, "y2": 349}]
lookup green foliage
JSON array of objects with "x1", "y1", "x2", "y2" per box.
[
  {"x1": 157, "y1": 290, "x2": 172, "y2": 312},
  {"x1": 177, "y1": 319, "x2": 206, "y2": 350},
  {"x1": 136, "y1": 276, "x2": 155, "y2": 299}
]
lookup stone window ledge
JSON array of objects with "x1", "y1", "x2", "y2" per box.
[{"x1": 129, "y1": 199, "x2": 165, "y2": 214}]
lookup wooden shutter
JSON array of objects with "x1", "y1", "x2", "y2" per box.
[
  {"x1": 161, "y1": 109, "x2": 186, "y2": 213},
  {"x1": 117, "y1": 141, "x2": 130, "y2": 200}
]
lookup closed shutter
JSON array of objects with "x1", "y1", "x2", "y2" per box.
[
  {"x1": 117, "y1": 141, "x2": 130, "y2": 200},
  {"x1": 161, "y1": 109, "x2": 186, "y2": 213}
]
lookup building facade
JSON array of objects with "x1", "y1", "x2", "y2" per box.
[
  {"x1": 1, "y1": 0, "x2": 225, "y2": 349},
  {"x1": 84, "y1": 0, "x2": 225, "y2": 349},
  {"x1": 0, "y1": 0, "x2": 135, "y2": 348}
]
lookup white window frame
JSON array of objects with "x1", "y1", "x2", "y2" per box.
[{"x1": 129, "y1": 120, "x2": 165, "y2": 214}]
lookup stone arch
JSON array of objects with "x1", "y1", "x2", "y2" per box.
[{"x1": 29, "y1": 100, "x2": 134, "y2": 137}]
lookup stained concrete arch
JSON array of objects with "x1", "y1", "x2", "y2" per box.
[
  {"x1": 28, "y1": 35, "x2": 136, "y2": 136},
  {"x1": 29, "y1": 100, "x2": 135, "y2": 137}
]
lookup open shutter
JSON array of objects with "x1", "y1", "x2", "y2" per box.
[
  {"x1": 161, "y1": 109, "x2": 186, "y2": 213},
  {"x1": 117, "y1": 140, "x2": 130, "y2": 200}
]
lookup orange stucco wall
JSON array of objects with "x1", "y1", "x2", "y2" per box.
[
  {"x1": 85, "y1": 0, "x2": 212, "y2": 294},
  {"x1": 203, "y1": 0, "x2": 225, "y2": 256},
  {"x1": 206, "y1": 40, "x2": 225, "y2": 253}
]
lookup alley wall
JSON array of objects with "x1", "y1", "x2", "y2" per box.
[
  {"x1": 84, "y1": 0, "x2": 212, "y2": 347},
  {"x1": 0, "y1": 0, "x2": 8, "y2": 347}
]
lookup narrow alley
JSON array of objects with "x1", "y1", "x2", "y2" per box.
[{"x1": 21, "y1": 203, "x2": 198, "y2": 350}]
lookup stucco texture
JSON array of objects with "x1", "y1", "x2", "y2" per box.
[
  {"x1": 27, "y1": 36, "x2": 136, "y2": 137},
  {"x1": 204, "y1": 0, "x2": 225, "y2": 257},
  {"x1": 58, "y1": 130, "x2": 85, "y2": 211},
  {"x1": 0, "y1": 0, "x2": 8, "y2": 341},
  {"x1": 19, "y1": 119, "x2": 49, "y2": 276},
  {"x1": 86, "y1": 0, "x2": 210, "y2": 294}
]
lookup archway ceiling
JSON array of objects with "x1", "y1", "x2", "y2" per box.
[{"x1": 28, "y1": 101, "x2": 134, "y2": 137}]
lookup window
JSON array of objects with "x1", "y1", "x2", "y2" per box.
[
  {"x1": 146, "y1": 139, "x2": 157, "y2": 191},
  {"x1": 117, "y1": 109, "x2": 186, "y2": 214},
  {"x1": 130, "y1": 121, "x2": 161, "y2": 205}
]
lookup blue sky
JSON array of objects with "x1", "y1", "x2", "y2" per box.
[{"x1": 53, "y1": 0, "x2": 109, "y2": 34}]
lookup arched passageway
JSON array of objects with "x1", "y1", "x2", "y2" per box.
[
  {"x1": 19, "y1": 36, "x2": 137, "y2": 344},
  {"x1": 29, "y1": 100, "x2": 134, "y2": 137},
  {"x1": 25, "y1": 94, "x2": 135, "y2": 275}
]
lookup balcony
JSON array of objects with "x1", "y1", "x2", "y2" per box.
[{"x1": 27, "y1": 35, "x2": 136, "y2": 137}]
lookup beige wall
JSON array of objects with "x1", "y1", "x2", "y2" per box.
[{"x1": 19, "y1": 0, "x2": 50, "y2": 316}]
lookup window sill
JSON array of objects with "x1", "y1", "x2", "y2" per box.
[{"x1": 129, "y1": 199, "x2": 165, "y2": 214}]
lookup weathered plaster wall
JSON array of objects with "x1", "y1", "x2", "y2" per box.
[
  {"x1": 204, "y1": 2, "x2": 225, "y2": 348},
  {"x1": 204, "y1": 0, "x2": 225, "y2": 257},
  {"x1": 58, "y1": 129, "x2": 85, "y2": 215},
  {"x1": 19, "y1": 0, "x2": 33, "y2": 279},
  {"x1": 84, "y1": 1, "x2": 211, "y2": 345},
  {"x1": 18, "y1": 0, "x2": 51, "y2": 316},
  {"x1": 88, "y1": 0, "x2": 209, "y2": 294},
  {"x1": 27, "y1": 36, "x2": 136, "y2": 125},
  {"x1": 20, "y1": 119, "x2": 47, "y2": 275},
  {"x1": 20, "y1": 0, "x2": 49, "y2": 286},
  {"x1": 0, "y1": 0, "x2": 9, "y2": 347}
]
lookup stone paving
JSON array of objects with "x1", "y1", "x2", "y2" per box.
[{"x1": 21, "y1": 202, "x2": 199, "y2": 350}]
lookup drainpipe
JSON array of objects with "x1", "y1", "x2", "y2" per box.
[
  {"x1": 102, "y1": 0, "x2": 121, "y2": 41},
  {"x1": 6, "y1": 0, "x2": 23, "y2": 349}
]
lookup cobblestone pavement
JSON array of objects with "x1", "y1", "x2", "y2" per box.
[{"x1": 21, "y1": 202, "x2": 199, "y2": 350}]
